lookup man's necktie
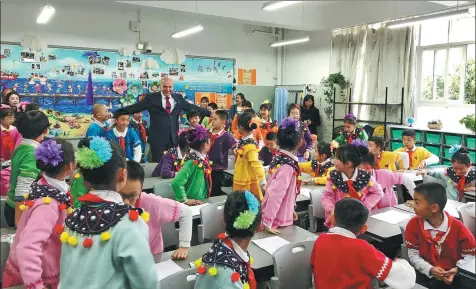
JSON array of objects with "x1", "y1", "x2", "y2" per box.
[
  {"x1": 165, "y1": 96, "x2": 171, "y2": 115},
  {"x1": 138, "y1": 123, "x2": 147, "y2": 142}
]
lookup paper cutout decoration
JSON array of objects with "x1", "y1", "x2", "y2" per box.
[
  {"x1": 20, "y1": 36, "x2": 47, "y2": 52},
  {"x1": 118, "y1": 48, "x2": 132, "y2": 57},
  {"x1": 112, "y1": 78, "x2": 127, "y2": 95},
  {"x1": 141, "y1": 57, "x2": 160, "y2": 69},
  {"x1": 237, "y1": 69, "x2": 256, "y2": 85},
  {"x1": 160, "y1": 48, "x2": 186, "y2": 65}
]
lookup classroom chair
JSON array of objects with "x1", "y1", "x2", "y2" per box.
[
  {"x1": 198, "y1": 202, "x2": 226, "y2": 244},
  {"x1": 0, "y1": 197, "x2": 11, "y2": 228},
  {"x1": 142, "y1": 162, "x2": 158, "y2": 178},
  {"x1": 457, "y1": 203, "x2": 476, "y2": 237},
  {"x1": 159, "y1": 267, "x2": 197, "y2": 289},
  {"x1": 308, "y1": 189, "x2": 325, "y2": 233},
  {"x1": 162, "y1": 222, "x2": 180, "y2": 249},
  {"x1": 153, "y1": 182, "x2": 175, "y2": 199},
  {"x1": 398, "y1": 223, "x2": 410, "y2": 262},
  {"x1": 270, "y1": 240, "x2": 314, "y2": 289}
]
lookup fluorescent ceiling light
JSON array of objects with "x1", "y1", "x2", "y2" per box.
[
  {"x1": 262, "y1": 1, "x2": 301, "y2": 11},
  {"x1": 270, "y1": 36, "x2": 309, "y2": 47},
  {"x1": 387, "y1": 9, "x2": 470, "y2": 28},
  {"x1": 36, "y1": 5, "x2": 55, "y2": 24},
  {"x1": 172, "y1": 24, "x2": 203, "y2": 38}
]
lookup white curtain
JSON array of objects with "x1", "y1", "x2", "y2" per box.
[{"x1": 331, "y1": 24, "x2": 417, "y2": 125}]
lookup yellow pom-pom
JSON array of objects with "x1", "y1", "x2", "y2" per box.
[
  {"x1": 332, "y1": 185, "x2": 337, "y2": 190},
  {"x1": 67, "y1": 207, "x2": 73, "y2": 215},
  {"x1": 210, "y1": 161, "x2": 213, "y2": 165},
  {"x1": 164, "y1": 151, "x2": 167, "y2": 155},
  {"x1": 174, "y1": 162, "x2": 178, "y2": 166},
  {"x1": 67, "y1": 236, "x2": 78, "y2": 247},
  {"x1": 198, "y1": 163, "x2": 203, "y2": 168},
  {"x1": 358, "y1": 192, "x2": 362, "y2": 197},
  {"x1": 19, "y1": 204, "x2": 26, "y2": 211},
  {"x1": 74, "y1": 173, "x2": 80, "y2": 179},
  {"x1": 448, "y1": 179, "x2": 452, "y2": 184},
  {"x1": 100, "y1": 231, "x2": 111, "y2": 241},
  {"x1": 60, "y1": 232, "x2": 69, "y2": 243},
  {"x1": 297, "y1": 176, "x2": 302, "y2": 180},
  {"x1": 368, "y1": 181, "x2": 374, "y2": 187},
  {"x1": 194, "y1": 258, "x2": 202, "y2": 268},
  {"x1": 208, "y1": 267, "x2": 218, "y2": 276},
  {"x1": 277, "y1": 164, "x2": 281, "y2": 168},
  {"x1": 141, "y1": 211, "x2": 150, "y2": 222},
  {"x1": 23, "y1": 193, "x2": 29, "y2": 199},
  {"x1": 43, "y1": 197, "x2": 52, "y2": 204},
  {"x1": 250, "y1": 257, "x2": 254, "y2": 264},
  {"x1": 181, "y1": 160, "x2": 185, "y2": 165},
  {"x1": 243, "y1": 282, "x2": 250, "y2": 289}
]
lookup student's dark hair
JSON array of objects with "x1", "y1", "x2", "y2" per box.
[
  {"x1": 178, "y1": 131, "x2": 190, "y2": 151},
  {"x1": 215, "y1": 110, "x2": 228, "y2": 121},
  {"x1": 25, "y1": 103, "x2": 41, "y2": 112},
  {"x1": 0, "y1": 107, "x2": 13, "y2": 119},
  {"x1": 335, "y1": 144, "x2": 369, "y2": 167},
  {"x1": 224, "y1": 191, "x2": 262, "y2": 238},
  {"x1": 238, "y1": 112, "x2": 257, "y2": 132},
  {"x1": 260, "y1": 103, "x2": 272, "y2": 111},
  {"x1": 2, "y1": 89, "x2": 19, "y2": 105},
  {"x1": 402, "y1": 129, "x2": 416, "y2": 139},
  {"x1": 236, "y1": 93, "x2": 246, "y2": 101},
  {"x1": 126, "y1": 160, "x2": 145, "y2": 185},
  {"x1": 186, "y1": 110, "x2": 200, "y2": 120},
  {"x1": 241, "y1": 100, "x2": 252, "y2": 108},
  {"x1": 287, "y1": 103, "x2": 300, "y2": 116},
  {"x1": 113, "y1": 109, "x2": 130, "y2": 119},
  {"x1": 15, "y1": 110, "x2": 49, "y2": 139},
  {"x1": 277, "y1": 123, "x2": 302, "y2": 151},
  {"x1": 266, "y1": 131, "x2": 277, "y2": 141},
  {"x1": 334, "y1": 198, "x2": 369, "y2": 233},
  {"x1": 316, "y1": 142, "x2": 332, "y2": 159},
  {"x1": 36, "y1": 139, "x2": 75, "y2": 178},
  {"x1": 200, "y1": 96, "x2": 209, "y2": 103},
  {"x1": 302, "y1": 95, "x2": 315, "y2": 107},
  {"x1": 360, "y1": 153, "x2": 375, "y2": 167},
  {"x1": 414, "y1": 182, "x2": 447, "y2": 213},
  {"x1": 368, "y1": 136, "x2": 385, "y2": 151},
  {"x1": 451, "y1": 146, "x2": 471, "y2": 166},
  {"x1": 208, "y1": 103, "x2": 218, "y2": 110},
  {"x1": 77, "y1": 137, "x2": 126, "y2": 188}
]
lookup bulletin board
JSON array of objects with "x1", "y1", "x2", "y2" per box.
[{"x1": 0, "y1": 42, "x2": 234, "y2": 137}]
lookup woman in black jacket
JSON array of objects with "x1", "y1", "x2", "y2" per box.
[{"x1": 300, "y1": 94, "x2": 321, "y2": 135}]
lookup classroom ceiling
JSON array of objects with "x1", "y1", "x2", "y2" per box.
[{"x1": 115, "y1": 0, "x2": 462, "y2": 31}]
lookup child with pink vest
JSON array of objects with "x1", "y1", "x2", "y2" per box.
[
  {"x1": 120, "y1": 160, "x2": 193, "y2": 257},
  {"x1": 321, "y1": 141, "x2": 384, "y2": 228},
  {"x1": 1, "y1": 105, "x2": 22, "y2": 196},
  {"x1": 359, "y1": 153, "x2": 415, "y2": 208},
  {"x1": 261, "y1": 118, "x2": 302, "y2": 234},
  {"x1": 2, "y1": 139, "x2": 75, "y2": 289}
]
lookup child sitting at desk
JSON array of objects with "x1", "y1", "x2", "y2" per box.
[
  {"x1": 420, "y1": 145, "x2": 475, "y2": 202},
  {"x1": 368, "y1": 136, "x2": 409, "y2": 171},
  {"x1": 300, "y1": 142, "x2": 335, "y2": 185},
  {"x1": 311, "y1": 198, "x2": 416, "y2": 289},
  {"x1": 333, "y1": 112, "x2": 368, "y2": 145},
  {"x1": 194, "y1": 191, "x2": 261, "y2": 289},
  {"x1": 152, "y1": 131, "x2": 190, "y2": 178},
  {"x1": 405, "y1": 182, "x2": 476, "y2": 289},
  {"x1": 120, "y1": 160, "x2": 192, "y2": 258},
  {"x1": 258, "y1": 131, "x2": 278, "y2": 166},
  {"x1": 321, "y1": 141, "x2": 383, "y2": 228},
  {"x1": 171, "y1": 125, "x2": 212, "y2": 205},
  {"x1": 393, "y1": 129, "x2": 440, "y2": 170},
  {"x1": 106, "y1": 111, "x2": 142, "y2": 162},
  {"x1": 261, "y1": 117, "x2": 302, "y2": 234}
]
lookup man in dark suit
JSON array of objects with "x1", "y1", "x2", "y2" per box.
[{"x1": 116, "y1": 77, "x2": 209, "y2": 162}]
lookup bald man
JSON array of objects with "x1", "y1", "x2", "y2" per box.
[{"x1": 116, "y1": 77, "x2": 210, "y2": 162}]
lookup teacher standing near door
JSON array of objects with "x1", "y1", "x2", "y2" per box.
[{"x1": 116, "y1": 77, "x2": 210, "y2": 162}]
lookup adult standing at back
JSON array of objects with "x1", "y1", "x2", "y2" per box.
[
  {"x1": 228, "y1": 93, "x2": 246, "y2": 123},
  {"x1": 301, "y1": 94, "x2": 321, "y2": 135},
  {"x1": 116, "y1": 77, "x2": 209, "y2": 162}
]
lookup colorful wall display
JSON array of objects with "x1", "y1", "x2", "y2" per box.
[
  {"x1": 0, "y1": 43, "x2": 234, "y2": 137},
  {"x1": 237, "y1": 68, "x2": 256, "y2": 85}
]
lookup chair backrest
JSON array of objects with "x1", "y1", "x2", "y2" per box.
[
  {"x1": 457, "y1": 203, "x2": 476, "y2": 237},
  {"x1": 0, "y1": 198, "x2": 10, "y2": 228},
  {"x1": 198, "y1": 202, "x2": 226, "y2": 243},
  {"x1": 162, "y1": 222, "x2": 179, "y2": 249},
  {"x1": 399, "y1": 219, "x2": 411, "y2": 261},
  {"x1": 309, "y1": 189, "x2": 325, "y2": 219},
  {"x1": 153, "y1": 182, "x2": 175, "y2": 199},
  {"x1": 142, "y1": 162, "x2": 158, "y2": 178},
  {"x1": 159, "y1": 268, "x2": 197, "y2": 289}
]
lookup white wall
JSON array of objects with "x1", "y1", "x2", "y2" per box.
[{"x1": 0, "y1": 1, "x2": 277, "y2": 86}]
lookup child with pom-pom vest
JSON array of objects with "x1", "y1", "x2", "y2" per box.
[
  {"x1": 321, "y1": 142, "x2": 383, "y2": 228},
  {"x1": 288, "y1": 104, "x2": 313, "y2": 162},
  {"x1": 333, "y1": 113, "x2": 368, "y2": 145},
  {"x1": 2, "y1": 139, "x2": 75, "y2": 289},
  {"x1": 300, "y1": 142, "x2": 335, "y2": 185},
  {"x1": 58, "y1": 137, "x2": 158, "y2": 289}
]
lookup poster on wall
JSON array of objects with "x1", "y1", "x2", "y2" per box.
[
  {"x1": 237, "y1": 68, "x2": 256, "y2": 85},
  {"x1": 0, "y1": 43, "x2": 234, "y2": 137}
]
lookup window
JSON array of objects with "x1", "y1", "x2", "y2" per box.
[{"x1": 417, "y1": 16, "x2": 475, "y2": 105}]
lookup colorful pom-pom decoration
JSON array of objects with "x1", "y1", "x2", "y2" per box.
[
  {"x1": 43, "y1": 197, "x2": 52, "y2": 204},
  {"x1": 59, "y1": 203, "x2": 67, "y2": 211},
  {"x1": 26, "y1": 200, "x2": 34, "y2": 207},
  {"x1": 67, "y1": 207, "x2": 73, "y2": 215},
  {"x1": 277, "y1": 164, "x2": 281, "y2": 168},
  {"x1": 193, "y1": 160, "x2": 198, "y2": 165},
  {"x1": 332, "y1": 185, "x2": 337, "y2": 190},
  {"x1": 23, "y1": 193, "x2": 28, "y2": 199},
  {"x1": 163, "y1": 151, "x2": 167, "y2": 155},
  {"x1": 250, "y1": 257, "x2": 254, "y2": 264},
  {"x1": 54, "y1": 224, "x2": 64, "y2": 235},
  {"x1": 19, "y1": 204, "x2": 26, "y2": 211},
  {"x1": 208, "y1": 267, "x2": 218, "y2": 276},
  {"x1": 368, "y1": 181, "x2": 374, "y2": 187},
  {"x1": 198, "y1": 163, "x2": 203, "y2": 168},
  {"x1": 100, "y1": 231, "x2": 112, "y2": 241},
  {"x1": 174, "y1": 161, "x2": 178, "y2": 166},
  {"x1": 197, "y1": 266, "x2": 207, "y2": 275},
  {"x1": 74, "y1": 173, "x2": 80, "y2": 179},
  {"x1": 297, "y1": 176, "x2": 302, "y2": 180},
  {"x1": 83, "y1": 238, "x2": 93, "y2": 248},
  {"x1": 60, "y1": 232, "x2": 69, "y2": 243},
  {"x1": 448, "y1": 180, "x2": 452, "y2": 184},
  {"x1": 194, "y1": 258, "x2": 202, "y2": 268},
  {"x1": 217, "y1": 233, "x2": 227, "y2": 240},
  {"x1": 243, "y1": 282, "x2": 250, "y2": 289},
  {"x1": 231, "y1": 272, "x2": 241, "y2": 282},
  {"x1": 141, "y1": 211, "x2": 150, "y2": 222},
  {"x1": 129, "y1": 210, "x2": 139, "y2": 222},
  {"x1": 210, "y1": 161, "x2": 213, "y2": 165},
  {"x1": 68, "y1": 236, "x2": 78, "y2": 247}
]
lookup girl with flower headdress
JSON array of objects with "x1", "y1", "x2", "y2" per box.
[
  {"x1": 171, "y1": 125, "x2": 212, "y2": 205},
  {"x1": 2, "y1": 139, "x2": 75, "y2": 289},
  {"x1": 58, "y1": 137, "x2": 158, "y2": 289},
  {"x1": 287, "y1": 103, "x2": 313, "y2": 162},
  {"x1": 419, "y1": 145, "x2": 475, "y2": 202},
  {"x1": 194, "y1": 191, "x2": 261, "y2": 289},
  {"x1": 261, "y1": 117, "x2": 303, "y2": 234},
  {"x1": 333, "y1": 112, "x2": 368, "y2": 145},
  {"x1": 321, "y1": 141, "x2": 383, "y2": 228}
]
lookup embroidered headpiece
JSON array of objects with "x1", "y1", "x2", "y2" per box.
[
  {"x1": 448, "y1": 144, "x2": 462, "y2": 155},
  {"x1": 233, "y1": 191, "x2": 260, "y2": 230},
  {"x1": 351, "y1": 139, "x2": 367, "y2": 148},
  {"x1": 187, "y1": 125, "x2": 209, "y2": 145},
  {"x1": 35, "y1": 139, "x2": 64, "y2": 167},
  {"x1": 280, "y1": 117, "x2": 299, "y2": 131},
  {"x1": 344, "y1": 113, "x2": 357, "y2": 123},
  {"x1": 75, "y1": 137, "x2": 113, "y2": 169}
]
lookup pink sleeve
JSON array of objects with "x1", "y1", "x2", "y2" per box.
[
  {"x1": 262, "y1": 166, "x2": 293, "y2": 227},
  {"x1": 388, "y1": 170, "x2": 404, "y2": 185},
  {"x1": 363, "y1": 177, "x2": 384, "y2": 211},
  {"x1": 151, "y1": 195, "x2": 181, "y2": 225},
  {"x1": 13, "y1": 129, "x2": 22, "y2": 148},
  {"x1": 321, "y1": 181, "x2": 337, "y2": 214},
  {"x1": 16, "y1": 203, "x2": 59, "y2": 289}
]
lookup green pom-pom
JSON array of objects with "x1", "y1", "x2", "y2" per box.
[
  {"x1": 75, "y1": 147, "x2": 104, "y2": 169},
  {"x1": 233, "y1": 210, "x2": 256, "y2": 229}
]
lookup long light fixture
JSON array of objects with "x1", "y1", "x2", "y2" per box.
[
  {"x1": 270, "y1": 36, "x2": 309, "y2": 47},
  {"x1": 262, "y1": 1, "x2": 301, "y2": 11},
  {"x1": 36, "y1": 5, "x2": 56, "y2": 24},
  {"x1": 171, "y1": 24, "x2": 204, "y2": 38},
  {"x1": 387, "y1": 9, "x2": 470, "y2": 28}
]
